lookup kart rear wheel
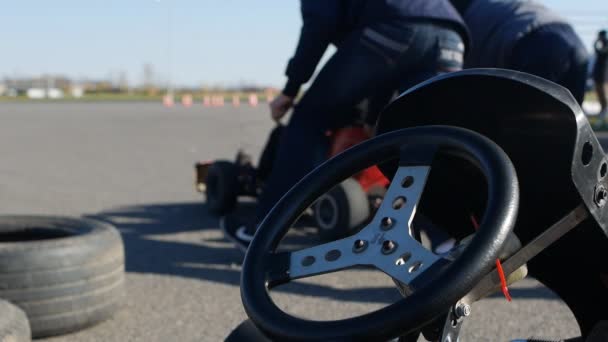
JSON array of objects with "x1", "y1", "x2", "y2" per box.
[
  {"x1": 206, "y1": 161, "x2": 239, "y2": 215},
  {"x1": 313, "y1": 178, "x2": 370, "y2": 241}
]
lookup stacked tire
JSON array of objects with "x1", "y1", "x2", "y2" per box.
[
  {"x1": 0, "y1": 216, "x2": 125, "y2": 339},
  {"x1": 0, "y1": 299, "x2": 30, "y2": 342}
]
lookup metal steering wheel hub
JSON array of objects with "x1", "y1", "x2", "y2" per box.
[{"x1": 241, "y1": 126, "x2": 520, "y2": 341}]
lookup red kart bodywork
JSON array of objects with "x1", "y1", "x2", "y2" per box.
[{"x1": 327, "y1": 127, "x2": 390, "y2": 192}]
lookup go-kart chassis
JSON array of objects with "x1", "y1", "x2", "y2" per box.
[{"x1": 376, "y1": 68, "x2": 608, "y2": 337}]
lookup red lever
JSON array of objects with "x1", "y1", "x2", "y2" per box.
[{"x1": 470, "y1": 215, "x2": 512, "y2": 302}]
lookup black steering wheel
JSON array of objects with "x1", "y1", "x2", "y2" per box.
[{"x1": 241, "y1": 126, "x2": 519, "y2": 341}]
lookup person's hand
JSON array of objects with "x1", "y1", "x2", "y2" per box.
[{"x1": 270, "y1": 94, "x2": 294, "y2": 122}]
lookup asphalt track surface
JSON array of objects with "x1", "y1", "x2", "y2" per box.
[{"x1": 0, "y1": 102, "x2": 603, "y2": 342}]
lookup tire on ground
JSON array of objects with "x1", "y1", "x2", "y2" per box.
[
  {"x1": 313, "y1": 178, "x2": 371, "y2": 241},
  {"x1": 206, "y1": 161, "x2": 239, "y2": 215},
  {"x1": 0, "y1": 299, "x2": 31, "y2": 342},
  {"x1": 0, "y1": 216, "x2": 125, "y2": 338}
]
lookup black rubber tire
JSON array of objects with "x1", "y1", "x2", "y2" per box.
[
  {"x1": 206, "y1": 161, "x2": 239, "y2": 215},
  {"x1": 0, "y1": 216, "x2": 125, "y2": 338},
  {"x1": 313, "y1": 178, "x2": 370, "y2": 241},
  {"x1": 0, "y1": 299, "x2": 31, "y2": 342},
  {"x1": 225, "y1": 320, "x2": 272, "y2": 342}
]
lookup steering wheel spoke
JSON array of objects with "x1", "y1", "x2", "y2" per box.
[
  {"x1": 289, "y1": 166, "x2": 442, "y2": 286},
  {"x1": 289, "y1": 235, "x2": 365, "y2": 280},
  {"x1": 372, "y1": 165, "x2": 430, "y2": 234},
  {"x1": 363, "y1": 166, "x2": 441, "y2": 285}
]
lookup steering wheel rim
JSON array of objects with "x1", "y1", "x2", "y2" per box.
[{"x1": 241, "y1": 126, "x2": 519, "y2": 341}]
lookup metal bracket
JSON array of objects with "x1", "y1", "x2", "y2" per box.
[
  {"x1": 463, "y1": 204, "x2": 589, "y2": 304},
  {"x1": 439, "y1": 305, "x2": 465, "y2": 342}
]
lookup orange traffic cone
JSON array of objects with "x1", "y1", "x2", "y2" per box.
[
  {"x1": 248, "y1": 93, "x2": 258, "y2": 107},
  {"x1": 163, "y1": 94, "x2": 174, "y2": 107},
  {"x1": 182, "y1": 94, "x2": 193, "y2": 107}
]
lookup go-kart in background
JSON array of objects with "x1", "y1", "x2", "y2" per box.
[{"x1": 0, "y1": 102, "x2": 597, "y2": 341}]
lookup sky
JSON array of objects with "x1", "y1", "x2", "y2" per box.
[{"x1": 1, "y1": 0, "x2": 607, "y2": 89}]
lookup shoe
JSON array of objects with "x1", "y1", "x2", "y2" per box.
[{"x1": 220, "y1": 214, "x2": 256, "y2": 252}]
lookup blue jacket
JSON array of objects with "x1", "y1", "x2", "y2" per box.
[
  {"x1": 283, "y1": 0, "x2": 468, "y2": 97},
  {"x1": 454, "y1": 0, "x2": 570, "y2": 68}
]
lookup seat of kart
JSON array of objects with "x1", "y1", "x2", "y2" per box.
[
  {"x1": 376, "y1": 68, "x2": 606, "y2": 238},
  {"x1": 374, "y1": 68, "x2": 608, "y2": 336}
]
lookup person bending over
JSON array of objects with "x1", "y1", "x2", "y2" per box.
[{"x1": 451, "y1": 0, "x2": 589, "y2": 106}]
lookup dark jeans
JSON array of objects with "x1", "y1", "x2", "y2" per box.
[
  {"x1": 595, "y1": 57, "x2": 607, "y2": 112},
  {"x1": 253, "y1": 21, "x2": 464, "y2": 224},
  {"x1": 597, "y1": 81, "x2": 607, "y2": 113},
  {"x1": 509, "y1": 23, "x2": 589, "y2": 105}
]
